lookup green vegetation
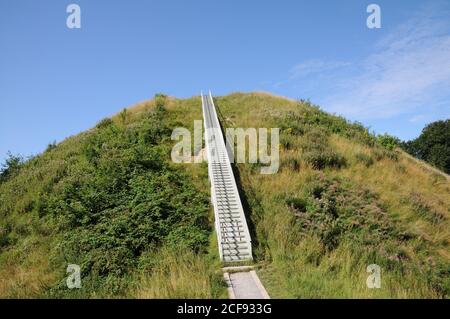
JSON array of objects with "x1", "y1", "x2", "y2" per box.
[
  {"x1": 0, "y1": 92, "x2": 448, "y2": 299},
  {"x1": 0, "y1": 152, "x2": 24, "y2": 184},
  {"x1": 214, "y1": 92, "x2": 449, "y2": 298},
  {"x1": 377, "y1": 133, "x2": 400, "y2": 151},
  {"x1": 299, "y1": 129, "x2": 347, "y2": 170},
  {"x1": 401, "y1": 119, "x2": 450, "y2": 174},
  {"x1": 0, "y1": 94, "x2": 225, "y2": 298}
]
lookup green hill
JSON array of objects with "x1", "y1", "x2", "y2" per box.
[{"x1": 0, "y1": 93, "x2": 448, "y2": 298}]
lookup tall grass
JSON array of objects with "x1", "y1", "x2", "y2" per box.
[
  {"x1": 132, "y1": 248, "x2": 226, "y2": 299},
  {"x1": 0, "y1": 94, "x2": 225, "y2": 299},
  {"x1": 1, "y1": 92, "x2": 448, "y2": 299},
  {"x1": 215, "y1": 92, "x2": 449, "y2": 298}
]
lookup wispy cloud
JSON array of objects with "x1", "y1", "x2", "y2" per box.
[
  {"x1": 289, "y1": 60, "x2": 350, "y2": 79},
  {"x1": 274, "y1": 60, "x2": 351, "y2": 92},
  {"x1": 328, "y1": 11, "x2": 450, "y2": 119},
  {"x1": 278, "y1": 4, "x2": 450, "y2": 121},
  {"x1": 408, "y1": 114, "x2": 427, "y2": 123}
]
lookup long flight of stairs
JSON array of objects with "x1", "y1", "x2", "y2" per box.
[{"x1": 201, "y1": 91, "x2": 253, "y2": 263}]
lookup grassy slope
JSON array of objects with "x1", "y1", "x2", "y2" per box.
[
  {"x1": 0, "y1": 96, "x2": 226, "y2": 298},
  {"x1": 215, "y1": 92, "x2": 449, "y2": 298},
  {"x1": 0, "y1": 92, "x2": 448, "y2": 298}
]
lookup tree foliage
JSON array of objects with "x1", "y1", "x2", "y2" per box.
[
  {"x1": 0, "y1": 152, "x2": 24, "y2": 183},
  {"x1": 402, "y1": 120, "x2": 450, "y2": 174},
  {"x1": 0, "y1": 105, "x2": 211, "y2": 297}
]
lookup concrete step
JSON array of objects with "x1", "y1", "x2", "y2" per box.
[
  {"x1": 219, "y1": 212, "x2": 242, "y2": 216},
  {"x1": 223, "y1": 254, "x2": 252, "y2": 262},
  {"x1": 222, "y1": 248, "x2": 251, "y2": 255},
  {"x1": 220, "y1": 222, "x2": 244, "y2": 227},
  {"x1": 221, "y1": 243, "x2": 249, "y2": 250},
  {"x1": 221, "y1": 238, "x2": 248, "y2": 244},
  {"x1": 221, "y1": 226, "x2": 244, "y2": 234},
  {"x1": 221, "y1": 234, "x2": 246, "y2": 239},
  {"x1": 223, "y1": 250, "x2": 251, "y2": 257},
  {"x1": 216, "y1": 200, "x2": 237, "y2": 204},
  {"x1": 219, "y1": 215, "x2": 242, "y2": 220},
  {"x1": 219, "y1": 220, "x2": 241, "y2": 225},
  {"x1": 221, "y1": 229, "x2": 246, "y2": 234},
  {"x1": 218, "y1": 211, "x2": 240, "y2": 216}
]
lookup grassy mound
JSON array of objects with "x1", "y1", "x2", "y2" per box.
[
  {"x1": 0, "y1": 95, "x2": 225, "y2": 298},
  {"x1": 1, "y1": 92, "x2": 448, "y2": 298},
  {"x1": 214, "y1": 92, "x2": 449, "y2": 298}
]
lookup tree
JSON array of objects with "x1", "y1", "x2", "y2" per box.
[
  {"x1": 402, "y1": 120, "x2": 450, "y2": 174},
  {"x1": 154, "y1": 93, "x2": 167, "y2": 114},
  {"x1": 377, "y1": 133, "x2": 400, "y2": 150},
  {"x1": 0, "y1": 152, "x2": 24, "y2": 183}
]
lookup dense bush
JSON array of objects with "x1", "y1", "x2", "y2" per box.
[
  {"x1": 402, "y1": 119, "x2": 450, "y2": 174},
  {"x1": 408, "y1": 192, "x2": 446, "y2": 224},
  {"x1": 372, "y1": 147, "x2": 399, "y2": 162},
  {"x1": 279, "y1": 133, "x2": 296, "y2": 150},
  {"x1": 300, "y1": 129, "x2": 346, "y2": 170},
  {"x1": 303, "y1": 150, "x2": 346, "y2": 170},
  {"x1": 377, "y1": 133, "x2": 400, "y2": 150},
  {"x1": 281, "y1": 155, "x2": 300, "y2": 171},
  {"x1": 282, "y1": 174, "x2": 449, "y2": 297},
  {"x1": 154, "y1": 93, "x2": 168, "y2": 113},
  {"x1": 95, "y1": 118, "x2": 113, "y2": 129},
  {"x1": 287, "y1": 175, "x2": 402, "y2": 251},
  {"x1": 279, "y1": 103, "x2": 376, "y2": 146},
  {"x1": 119, "y1": 108, "x2": 128, "y2": 125},
  {"x1": 0, "y1": 106, "x2": 211, "y2": 297},
  {"x1": 47, "y1": 113, "x2": 209, "y2": 295},
  {"x1": 0, "y1": 152, "x2": 24, "y2": 183},
  {"x1": 355, "y1": 152, "x2": 374, "y2": 167}
]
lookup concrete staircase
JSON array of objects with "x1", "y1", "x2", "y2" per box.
[{"x1": 201, "y1": 91, "x2": 253, "y2": 263}]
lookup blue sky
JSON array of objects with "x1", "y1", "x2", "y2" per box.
[{"x1": 1, "y1": 0, "x2": 450, "y2": 162}]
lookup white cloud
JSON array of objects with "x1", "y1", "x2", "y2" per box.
[
  {"x1": 289, "y1": 60, "x2": 350, "y2": 79},
  {"x1": 326, "y1": 9, "x2": 450, "y2": 119},
  {"x1": 408, "y1": 114, "x2": 427, "y2": 123},
  {"x1": 279, "y1": 5, "x2": 450, "y2": 121}
]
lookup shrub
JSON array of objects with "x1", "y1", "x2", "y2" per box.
[
  {"x1": 154, "y1": 93, "x2": 167, "y2": 114},
  {"x1": 96, "y1": 118, "x2": 113, "y2": 129},
  {"x1": 293, "y1": 175, "x2": 401, "y2": 252},
  {"x1": 281, "y1": 155, "x2": 300, "y2": 171},
  {"x1": 119, "y1": 108, "x2": 128, "y2": 125},
  {"x1": 280, "y1": 133, "x2": 296, "y2": 150},
  {"x1": 298, "y1": 128, "x2": 346, "y2": 170},
  {"x1": 304, "y1": 149, "x2": 346, "y2": 170},
  {"x1": 0, "y1": 152, "x2": 24, "y2": 183},
  {"x1": 0, "y1": 226, "x2": 10, "y2": 248},
  {"x1": 377, "y1": 133, "x2": 400, "y2": 150},
  {"x1": 373, "y1": 148, "x2": 399, "y2": 162},
  {"x1": 355, "y1": 152, "x2": 374, "y2": 167},
  {"x1": 0, "y1": 104, "x2": 213, "y2": 297},
  {"x1": 409, "y1": 192, "x2": 446, "y2": 224},
  {"x1": 45, "y1": 141, "x2": 57, "y2": 153},
  {"x1": 285, "y1": 197, "x2": 308, "y2": 214},
  {"x1": 138, "y1": 116, "x2": 171, "y2": 145},
  {"x1": 280, "y1": 105, "x2": 376, "y2": 146}
]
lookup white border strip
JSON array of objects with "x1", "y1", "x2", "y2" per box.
[{"x1": 250, "y1": 270, "x2": 271, "y2": 299}]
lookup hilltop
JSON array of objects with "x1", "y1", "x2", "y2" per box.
[{"x1": 0, "y1": 93, "x2": 448, "y2": 298}]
